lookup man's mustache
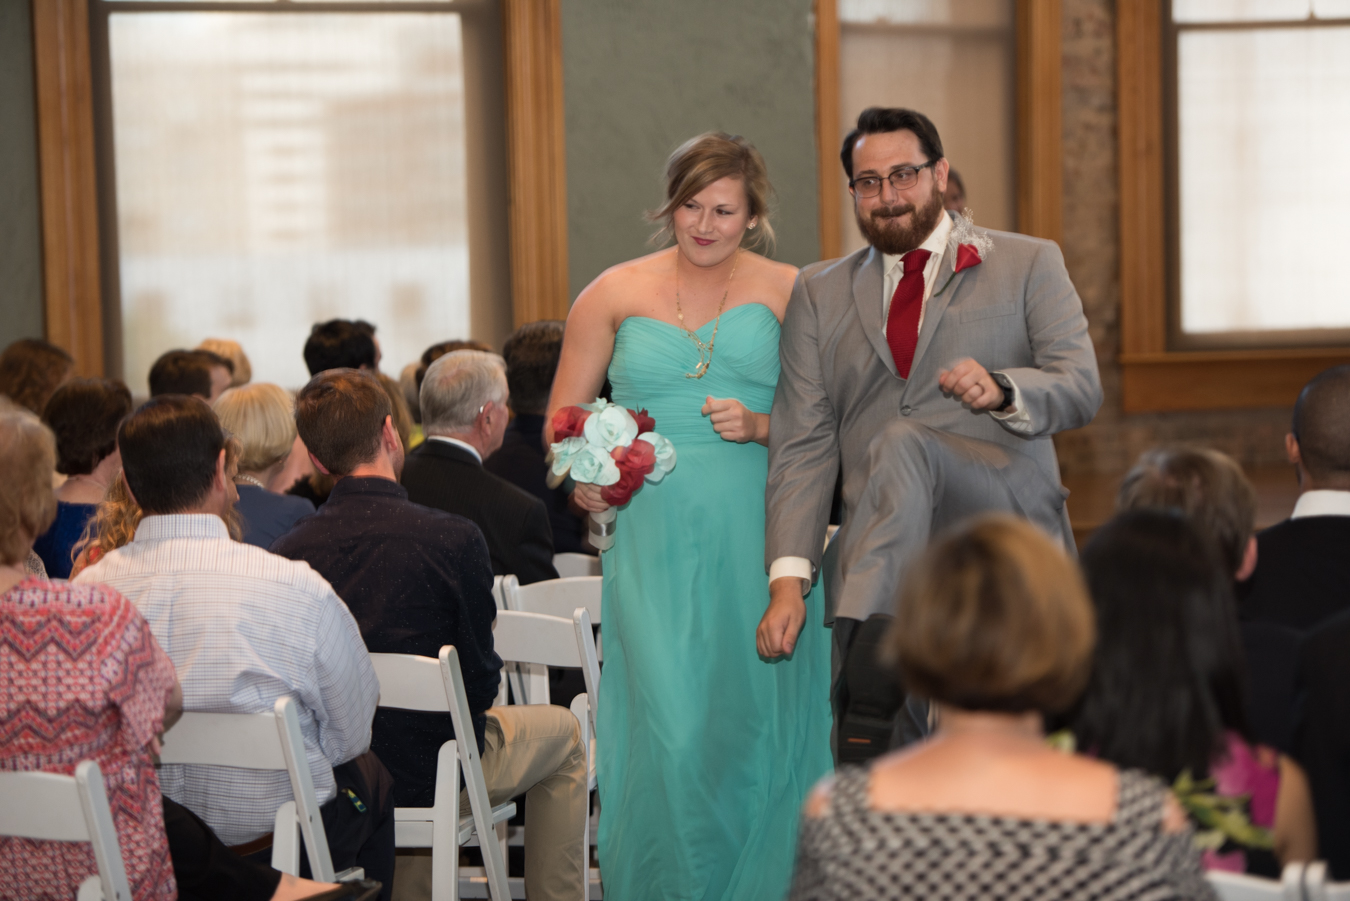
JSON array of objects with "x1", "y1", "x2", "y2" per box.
[{"x1": 870, "y1": 204, "x2": 914, "y2": 221}]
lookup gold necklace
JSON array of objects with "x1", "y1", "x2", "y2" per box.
[{"x1": 675, "y1": 249, "x2": 739, "y2": 379}]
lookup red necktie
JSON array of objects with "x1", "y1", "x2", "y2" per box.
[{"x1": 885, "y1": 249, "x2": 931, "y2": 379}]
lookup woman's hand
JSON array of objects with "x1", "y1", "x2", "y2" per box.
[
  {"x1": 571, "y1": 482, "x2": 612, "y2": 514},
  {"x1": 702, "y1": 396, "x2": 769, "y2": 446}
]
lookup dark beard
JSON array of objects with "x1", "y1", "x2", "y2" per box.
[{"x1": 855, "y1": 183, "x2": 946, "y2": 255}]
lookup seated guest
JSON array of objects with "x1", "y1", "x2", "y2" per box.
[
  {"x1": 403, "y1": 351, "x2": 558, "y2": 583},
  {"x1": 1117, "y1": 445, "x2": 1302, "y2": 752},
  {"x1": 213, "y1": 383, "x2": 315, "y2": 548},
  {"x1": 73, "y1": 396, "x2": 393, "y2": 897},
  {"x1": 33, "y1": 377, "x2": 132, "y2": 577},
  {"x1": 375, "y1": 372, "x2": 414, "y2": 452},
  {"x1": 1, "y1": 407, "x2": 382, "y2": 901},
  {"x1": 198, "y1": 338, "x2": 252, "y2": 388},
  {"x1": 1069, "y1": 510, "x2": 1317, "y2": 874},
  {"x1": 789, "y1": 516, "x2": 1210, "y2": 901},
  {"x1": 398, "y1": 361, "x2": 424, "y2": 447},
  {"x1": 1238, "y1": 364, "x2": 1350, "y2": 631},
  {"x1": 149, "y1": 350, "x2": 231, "y2": 403},
  {"x1": 303, "y1": 320, "x2": 379, "y2": 375},
  {"x1": 484, "y1": 321, "x2": 588, "y2": 555},
  {"x1": 0, "y1": 337, "x2": 74, "y2": 415},
  {"x1": 272, "y1": 370, "x2": 587, "y2": 901},
  {"x1": 0, "y1": 402, "x2": 179, "y2": 899},
  {"x1": 1292, "y1": 600, "x2": 1350, "y2": 878}
]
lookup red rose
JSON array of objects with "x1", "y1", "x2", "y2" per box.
[
  {"x1": 601, "y1": 467, "x2": 646, "y2": 506},
  {"x1": 614, "y1": 438, "x2": 656, "y2": 475},
  {"x1": 630, "y1": 408, "x2": 656, "y2": 434},
  {"x1": 551, "y1": 405, "x2": 591, "y2": 440},
  {"x1": 954, "y1": 243, "x2": 983, "y2": 274}
]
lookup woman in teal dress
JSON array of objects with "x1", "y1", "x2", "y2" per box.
[{"x1": 548, "y1": 133, "x2": 833, "y2": 900}]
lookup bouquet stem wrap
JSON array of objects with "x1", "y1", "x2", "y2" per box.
[{"x1": 589, "y1": 507, "x2": 618, "y2": 552}]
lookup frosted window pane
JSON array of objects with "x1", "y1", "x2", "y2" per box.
[
  {"x1": 109, "y1": 12, "x2": 468, "y2": 394},
  {"x1": 837, "y1": 3, "x2": 1015, "y2": 254},
  {"x1": 839, "y1": 0, "x2": 1010, "y2": 27},
  {"x1": 1178, "y1": 26, "x2": 1350, "y2": 334},
  {"x1": 1173, "y1": 0, "x2": 1311, "y2": 22}
]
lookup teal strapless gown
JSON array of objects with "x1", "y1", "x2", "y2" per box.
[{"x1": 597, "y1": 303, "x2": 833, "y2": 901}]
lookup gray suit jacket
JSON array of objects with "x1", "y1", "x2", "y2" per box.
[{"x1": 765, "y1": 221, "x2": 1102, "y2": 610}]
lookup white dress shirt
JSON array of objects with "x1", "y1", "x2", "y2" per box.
[
  {"x1": 427, "y1": 434, "x2": 482, "y2": 464},
  {"x1": 75, "y1": 514, "x2": 379, "y2": 845},
  {"x1": 769, "y1": 214, "x2": 1030, "y2": 588},
  {"x1": 1291, "y1": 489, "x2": 1350, "y2": 519}
]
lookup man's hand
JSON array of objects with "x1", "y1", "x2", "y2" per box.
[
  {"x1": 571, "y1": 482, "x2": 611, "y2": 514},
  {"x1": 938, "y1": 358, "x2": 1008, "y2": 411},
  {"x1": 758, "y1": 577, "x2": 808, "y2": 658}
]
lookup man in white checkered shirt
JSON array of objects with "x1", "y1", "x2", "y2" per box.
[{"x1": 75, "y1": 394, "x2": 393, "y2": 895}]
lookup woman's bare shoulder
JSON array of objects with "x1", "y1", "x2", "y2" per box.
[
  {"x1": 737, "y1": 251, "x2": 799, "y2": 318},
  {"x1": 574, "y1": 250, "x2": 671, "y2": 315}
]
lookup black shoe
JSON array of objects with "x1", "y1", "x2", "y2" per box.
[{"x1": 302, "y1": 879, "x2": 382, "y2": 901}]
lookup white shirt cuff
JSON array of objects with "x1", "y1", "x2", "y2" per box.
[
  {"x1": 769, "y1": 556, "x2": 814, "y2": 585},
  {"x1": 989, "y1": 371, "x2": 1033, "y2": 432}
]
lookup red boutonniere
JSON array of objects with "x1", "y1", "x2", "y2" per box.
[{"x1": 954, "y1": 243, "x2": 983, "y2": 274}]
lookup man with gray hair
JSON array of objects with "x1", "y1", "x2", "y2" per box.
[{"x1": 402, "y1": 350, "x2": 559, "y2": 584}]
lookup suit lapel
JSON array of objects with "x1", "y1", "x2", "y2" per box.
[
  {"x1": 910, "y1": 232, "x2": 972, "y2": 376},
  {"x1": 851, "y1": 247, "x2": 898, "y2": 378}
]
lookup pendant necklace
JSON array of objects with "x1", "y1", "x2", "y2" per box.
[{"x1": 675, "y1": 248, "x2": 740, "y2": 379}]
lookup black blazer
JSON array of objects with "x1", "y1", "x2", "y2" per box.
[
  {"x1": 1293, "y1": 608, "x2": 1350, "y2": 878},
  {"x1": 402, "y1": 439, "x2": 559, "y2": 585},
  {"x1": 1238, "y1": 515, "x2": 1350, "y2": 631},
  {"x1": 484, "y1": 414, "x2": 588, "y2": 554}
]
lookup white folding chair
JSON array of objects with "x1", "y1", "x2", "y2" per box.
[
  {"x1": 492, "y1": 609, "x2": 601, "y2": 898},
  {"x1": 1207, "y1": 862, "x2": 1306, "y2": 901},
  {"x1": 157, "y1": 696, "x2": 360, "y2": 882},
  {"x1": 493, "y1": 575, "x2": 530, "y2": 708},
  {"x1": 503, "y1": 576, "x2": 603, "y2": 704},
  {"x1": 1305, "y1": 860, "x2": 1350, "y2": 900},
  {"x1": 553, "y1": 553, "x2": 602, "y2": 578},
  {"x1": 369, "y1": 647, "x2": 516, "y2": 901},
  {"x1": 0, "y1": 760, "x2": 130, "y2": 901}
]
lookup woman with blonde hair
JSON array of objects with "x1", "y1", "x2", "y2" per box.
[
  {"x1": 213, "y1": 383, "x2": 315, "y2": 548},
  {"x1": 547, "y1": 133, "x2": 832, "y2": 900},
  {"x1": 790, "y1": 516, "x2": 1212, "y2": 900}
]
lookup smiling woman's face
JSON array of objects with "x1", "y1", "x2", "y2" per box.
[{"x1": 671, "y1": 176, "x2": 753, "y2": 268}]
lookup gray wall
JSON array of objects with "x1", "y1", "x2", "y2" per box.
[
  {"x1": 561, "y1": 0, "x2": 820, "y2": 301},
  {"x1": 0, "y1": 0, "x2": 44, "y2": 347}
]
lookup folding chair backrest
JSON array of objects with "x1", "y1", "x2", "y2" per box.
[
  {"x1": 1207, "y1": 863, "x2": 1304, "y2": 901},
  {"x1": 1306, "y1": 861, "x2": 1350, "y2": 901},
  {"x1": 157, "y1": 697, "x2": 335, "y2": 881},
  {"x1": 370, "y1": 653, "x2": 450, "y2": 712},
  {"x1": 491, "y1": 575, "x2": 506, "y2": 611},
  {"x1": 504, "y1": 576, "x2": 601, "y2": 624},
  {"x1": 0, "y1": 760, "x2": 132, "y2": 901},
  {"x1": 494, "y1": 609, "x2": 586, "y2": 669},
  {"x1": 553, "y1": 553, "x2": 602, "y2": 578}
]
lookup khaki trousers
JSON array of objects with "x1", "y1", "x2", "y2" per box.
[{"x1": 393, "y1": 705, "x2": 587, "y2": 901}]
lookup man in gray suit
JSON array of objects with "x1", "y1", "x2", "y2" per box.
[{"x1": 757, "y1": 108, "x2": 1101, "y2": 757}]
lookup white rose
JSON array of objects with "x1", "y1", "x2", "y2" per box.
[
  {"x1": 639, "y1": 431, "x2": 677, "y2": 483},
  {"x1": 546, "y1": 436, "x2": 587, "y2": 487},
  {"x1": 583, "y1": 404, "x2": 639, "y2": 451},
  {"x1": 570, "y1": 443, "x2": 621, "y2": 486}
]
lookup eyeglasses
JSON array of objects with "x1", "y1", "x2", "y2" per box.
[{"x1": 849, "y1": 160, "x2": 938, "y2": 198}]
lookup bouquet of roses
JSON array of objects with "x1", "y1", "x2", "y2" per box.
[{"x1": 547, "y1": 398, "x2": 676, "y2": 550}]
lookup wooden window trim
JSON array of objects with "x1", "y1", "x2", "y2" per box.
[
  {"x1": 814, "y1": 0, "x2": 1063, "y2": 261},
  {"x1": 1116, "y1": 1, "x2": 1350, "y2": 412},
  {"x1": 30, "y1": 0, "x2": 566, "y2": 378},
  {"x1": 32, "y1": 0, "x2": 104, "y2": 378}
]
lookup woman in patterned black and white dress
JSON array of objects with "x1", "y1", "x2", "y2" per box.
[{"x1": 789, "y1": 516, "x2": 1215, "y2": 901}]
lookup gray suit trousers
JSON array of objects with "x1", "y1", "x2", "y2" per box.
[{"x1": 830, "y1": 418, "x2": 1071, "y2": 626}]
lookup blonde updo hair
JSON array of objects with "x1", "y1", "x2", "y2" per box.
[
  {"x1": 197, "y1": 338, "x2": 251, "y2": 387},
  {"x1": 648, "y1": 132, "x2": 775, "y2": 253},
  {"x1": 213, "y1": 383, "x2": 296, "y2": 473},
  {"x1": 0, "y1": 401, "x2": 58, "y2": 565}
]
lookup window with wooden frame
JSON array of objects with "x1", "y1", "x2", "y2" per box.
[
  {"x1": 31, "y1": 0, "x2": 566, "y2": 383},
  {"x1": 813, "y1": 0, "x2": 1064, "y2": 260},
  {"x1": 1118, "y1": 1, "x2": 1350, "y2": 412}
]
